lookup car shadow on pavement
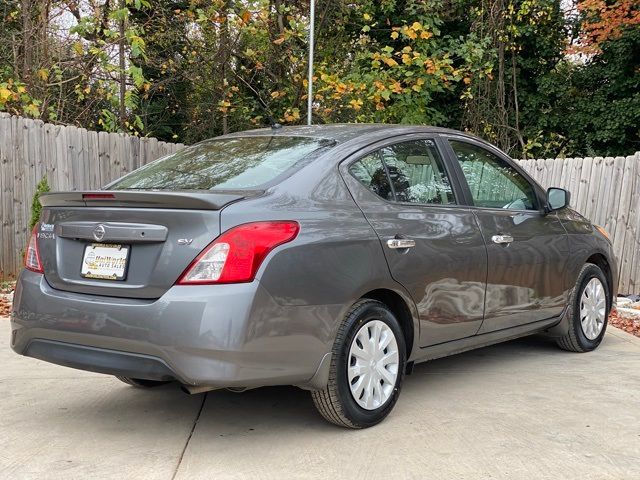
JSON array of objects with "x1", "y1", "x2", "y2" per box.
[
  {"x1": 29, "y1": 335, "x2": 571, "y2": 438},
  {"x1": 8, "y1": 332, "x2": 635, "y2": 480}
]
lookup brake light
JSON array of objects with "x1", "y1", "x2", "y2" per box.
[
  {"x1": 83, "y1": 193, "x2": 116, "y2": 200},
  {"x1": 177, "y1": 221, "x2": 299, "y2": 285},
  {"x1": 25, "y1": 224, "x2": 43, "y2": 273}
]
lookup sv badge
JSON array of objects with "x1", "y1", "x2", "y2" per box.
[{"x1": 177, "y1": 238, "x2": 193, "y2": 245}]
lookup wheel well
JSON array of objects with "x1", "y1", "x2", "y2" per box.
[
  {"x1": 361, "y1": 289, "x2": 415, "y2": 358},
  {"x1": 586, "y1": 253, "x2": 614, "y2": 309}
]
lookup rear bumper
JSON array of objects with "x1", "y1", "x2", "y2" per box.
[
  {"x1": 25, "y1": 339, "x2": 176, "y2": 381},
  {"x1": 10, "y1": 270, "x2": 335, "y2": 388}
]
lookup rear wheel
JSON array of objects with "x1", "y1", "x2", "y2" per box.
[
  {"x1": 115, "y1": 376, "x2": 171, "y2": 388},
  {"x1": 557, "y1": 263, "x2": 610, "y2": 352},
  {"x1": 311, "y1": 299, "x2": 406, "y2": 428}
]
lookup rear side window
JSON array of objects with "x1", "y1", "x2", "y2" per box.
[
  {"x1": 349, "y1": 153, "x2": 394, "y2": 201},
  {"x1": 350, "y1": 140, "x2": 455, "y2": 205},
  {"x1": 109, "y1": 136, "x2": 335, "y2": 191},
  {"x1": 449, "y1": 140, "x2": 538, "y2": 210},
  {"x1": 379, "y1": 140, "x2": 455, "y2": 205}
]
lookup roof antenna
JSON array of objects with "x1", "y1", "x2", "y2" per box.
[
  {"x1": 250, "y1": 98, "x2": 280, "y2": 129},
  {"x1": 307, "y1": 0, "x2": 315, "y2": 126},
  {"x1": 233, "y1": 52, "x2": 285, "y2": 129}
]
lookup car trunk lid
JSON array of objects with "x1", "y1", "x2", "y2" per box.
[{"x1": 36, "y1": 190, "x2": 261, "y2": 299}]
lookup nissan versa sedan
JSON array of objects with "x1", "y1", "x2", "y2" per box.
[{"x1": 11, "y1": 124, "x2": 617, "y2": 428}]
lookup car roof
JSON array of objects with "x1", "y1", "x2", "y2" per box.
[
  {"x1": 222, "y1": 123, "x2": 544, "y2": 195},
  {"x1": 220, "y1": 123, "x2": 470, "y2": 144}
]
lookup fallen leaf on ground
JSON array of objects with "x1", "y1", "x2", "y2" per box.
[
  {"x1": 609, "y1": 309, "x2": 640, "y2": 338},
  {"x1": 0, "y1": 296, "x2": 11, "y2": 317}
]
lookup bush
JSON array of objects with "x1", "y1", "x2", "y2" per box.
[{"x1": 29, "y1": 177, "x2": 50, "y2": 231}]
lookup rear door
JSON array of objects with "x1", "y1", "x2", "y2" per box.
[
  {"x1": 341, "y1": 136, "x2": 488, "y2": 347},
  {"x1": 444, "y1": 137, "x2": 569, "y2": 332}
]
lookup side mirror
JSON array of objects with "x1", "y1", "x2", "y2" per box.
[{"x1": 546, "y1": 187, "x2": 570, "y2": 212}]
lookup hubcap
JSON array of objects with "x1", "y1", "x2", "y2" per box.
[
  {"x1": 580, "y1": 278, "x2": 607, "y2": 340},
  {"x1": 347, "y1": 320, "x2": 399, "y2": 410}
]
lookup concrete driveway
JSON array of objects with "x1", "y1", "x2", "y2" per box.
[{"x1": 1, "y1": 319, "x2": 639, "y2": 480}]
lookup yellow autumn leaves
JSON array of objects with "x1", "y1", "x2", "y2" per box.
[
  {"x1": 0, "y1": 87, "x2": 13, "y2": 102},
  {"x1": 0, "y1": 81, "x2": 40, "y2": 117},
  {"x1": 390, "y1": 22, "x2": 434, "y2": 41},
  {"x1": 303, "y1": 16, "x2": 479, "y2": 121}
]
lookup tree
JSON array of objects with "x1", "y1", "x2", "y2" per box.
[
  {"x1": 312, "y1": 1, "x2": 493, "y2": 127},
  {"x1": 462, "y1": 0, "x2": 569, "y2": 157},
  {"x1": 129, "y1": 0, "x2": 192, "y2": 141},
  {"x1": 1, "y1": 0, "x2": 638, "y2": 158},
  {"x1": 573, "y1": 0, "x2": 640, "y2": 53},
  {"x1": 1, "y1": 0, "x2": 149, "y2": 132},
  {"x1": 541, "y1": 27, "x2": 640, "y2": 156}
]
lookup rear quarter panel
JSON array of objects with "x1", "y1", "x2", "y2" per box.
[{"x1": 219, "y1": 154, "x2": 420, "y2": 358}]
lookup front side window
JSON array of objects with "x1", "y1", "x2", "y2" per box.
[
  {"x1": 379, "y1": 140, "x2": 455, "y2": 205},
  {"x1": 449, "y1": 140, "x2": 538, "y2": 210},
  {"x1": 110, "y1": 136, "x2": 335, "y2": 191}
]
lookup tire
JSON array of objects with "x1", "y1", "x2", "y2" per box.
[
  {"x1": 557, "y1": 263, "x2": 610, "y2": 353},
  {"x1": 115, "y1": 376, "x2": 171, "y2": 388},
  {"x1": 311, "y1": 299, "x2": 407, "y2": 429}
]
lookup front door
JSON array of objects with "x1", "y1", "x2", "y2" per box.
[
  {"x1": 446, "y1": 138, "x2": 569, "y2": 333},
  {"x1": 341, "y1": 137, "x2": 488, "y2": 347}
]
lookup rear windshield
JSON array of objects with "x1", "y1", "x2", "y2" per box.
[{"x1": 109, "y1": 136, "x2": 335, "y2": 191}]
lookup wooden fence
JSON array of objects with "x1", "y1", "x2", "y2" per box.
[
  {"x1": 0, "y1": 113, "x2": 184, "y2": 278},
  {"x1": 0, "y1": 113, "x2": 639, "y2": 293}
]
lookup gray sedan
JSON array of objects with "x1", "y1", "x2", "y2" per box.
[{"x1": 11, "y1": 124, "x2": 617, "y2": 428}]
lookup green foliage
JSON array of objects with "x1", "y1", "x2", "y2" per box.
[
  {"x1": 1, "y1": 0, "x2": 149, "y2": 135},
  {"x1": 310, "y1": 2, "x2": 494, "y2": 126},
  {"x1": 0, "y1": 0, "x2": 638, "y2": 157},
  {"x1": 526, "y1": 27, "x2": 640, "y2": 157},
  {"x1": 29, "y1": 177, "x2": 50, "y2": 231}
]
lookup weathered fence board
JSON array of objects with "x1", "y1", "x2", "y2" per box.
[
  {"x1": 0, "y1": 113, "x2": 183, "y2": 278},
  {"x1": 1, "y1": 113, "x2": 639, "y2": 294}
]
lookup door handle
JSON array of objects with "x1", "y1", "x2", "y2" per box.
[
  {"x1": 492, "y1": 234, "x2": 514, "y2": 244},
  {"x1": 387, "y1": 238, "x2": 416, "y2": 249}
]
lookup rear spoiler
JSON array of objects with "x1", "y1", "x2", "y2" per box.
[{"x1": 39, "y1": 190, "x2": 263, "y2": 210}]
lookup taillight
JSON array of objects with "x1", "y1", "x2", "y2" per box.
[
  {"x1": 177, "y1": 221, "x2": 299, "y2": 285},
  {"x1": 25, "y1": 224, "x2": 43, "y2": 273}
]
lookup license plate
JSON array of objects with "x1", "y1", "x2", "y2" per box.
[{"x1": 81, "y1": 243, "x2": 130, "y2": 281}]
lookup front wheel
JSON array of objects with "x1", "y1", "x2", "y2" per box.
[
  {"x1": 311, "y1": 299, "x2": 406, "y2": 428},
  {"x1": 557, "y1": 263, "x2": 610, "y2": 352}
]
